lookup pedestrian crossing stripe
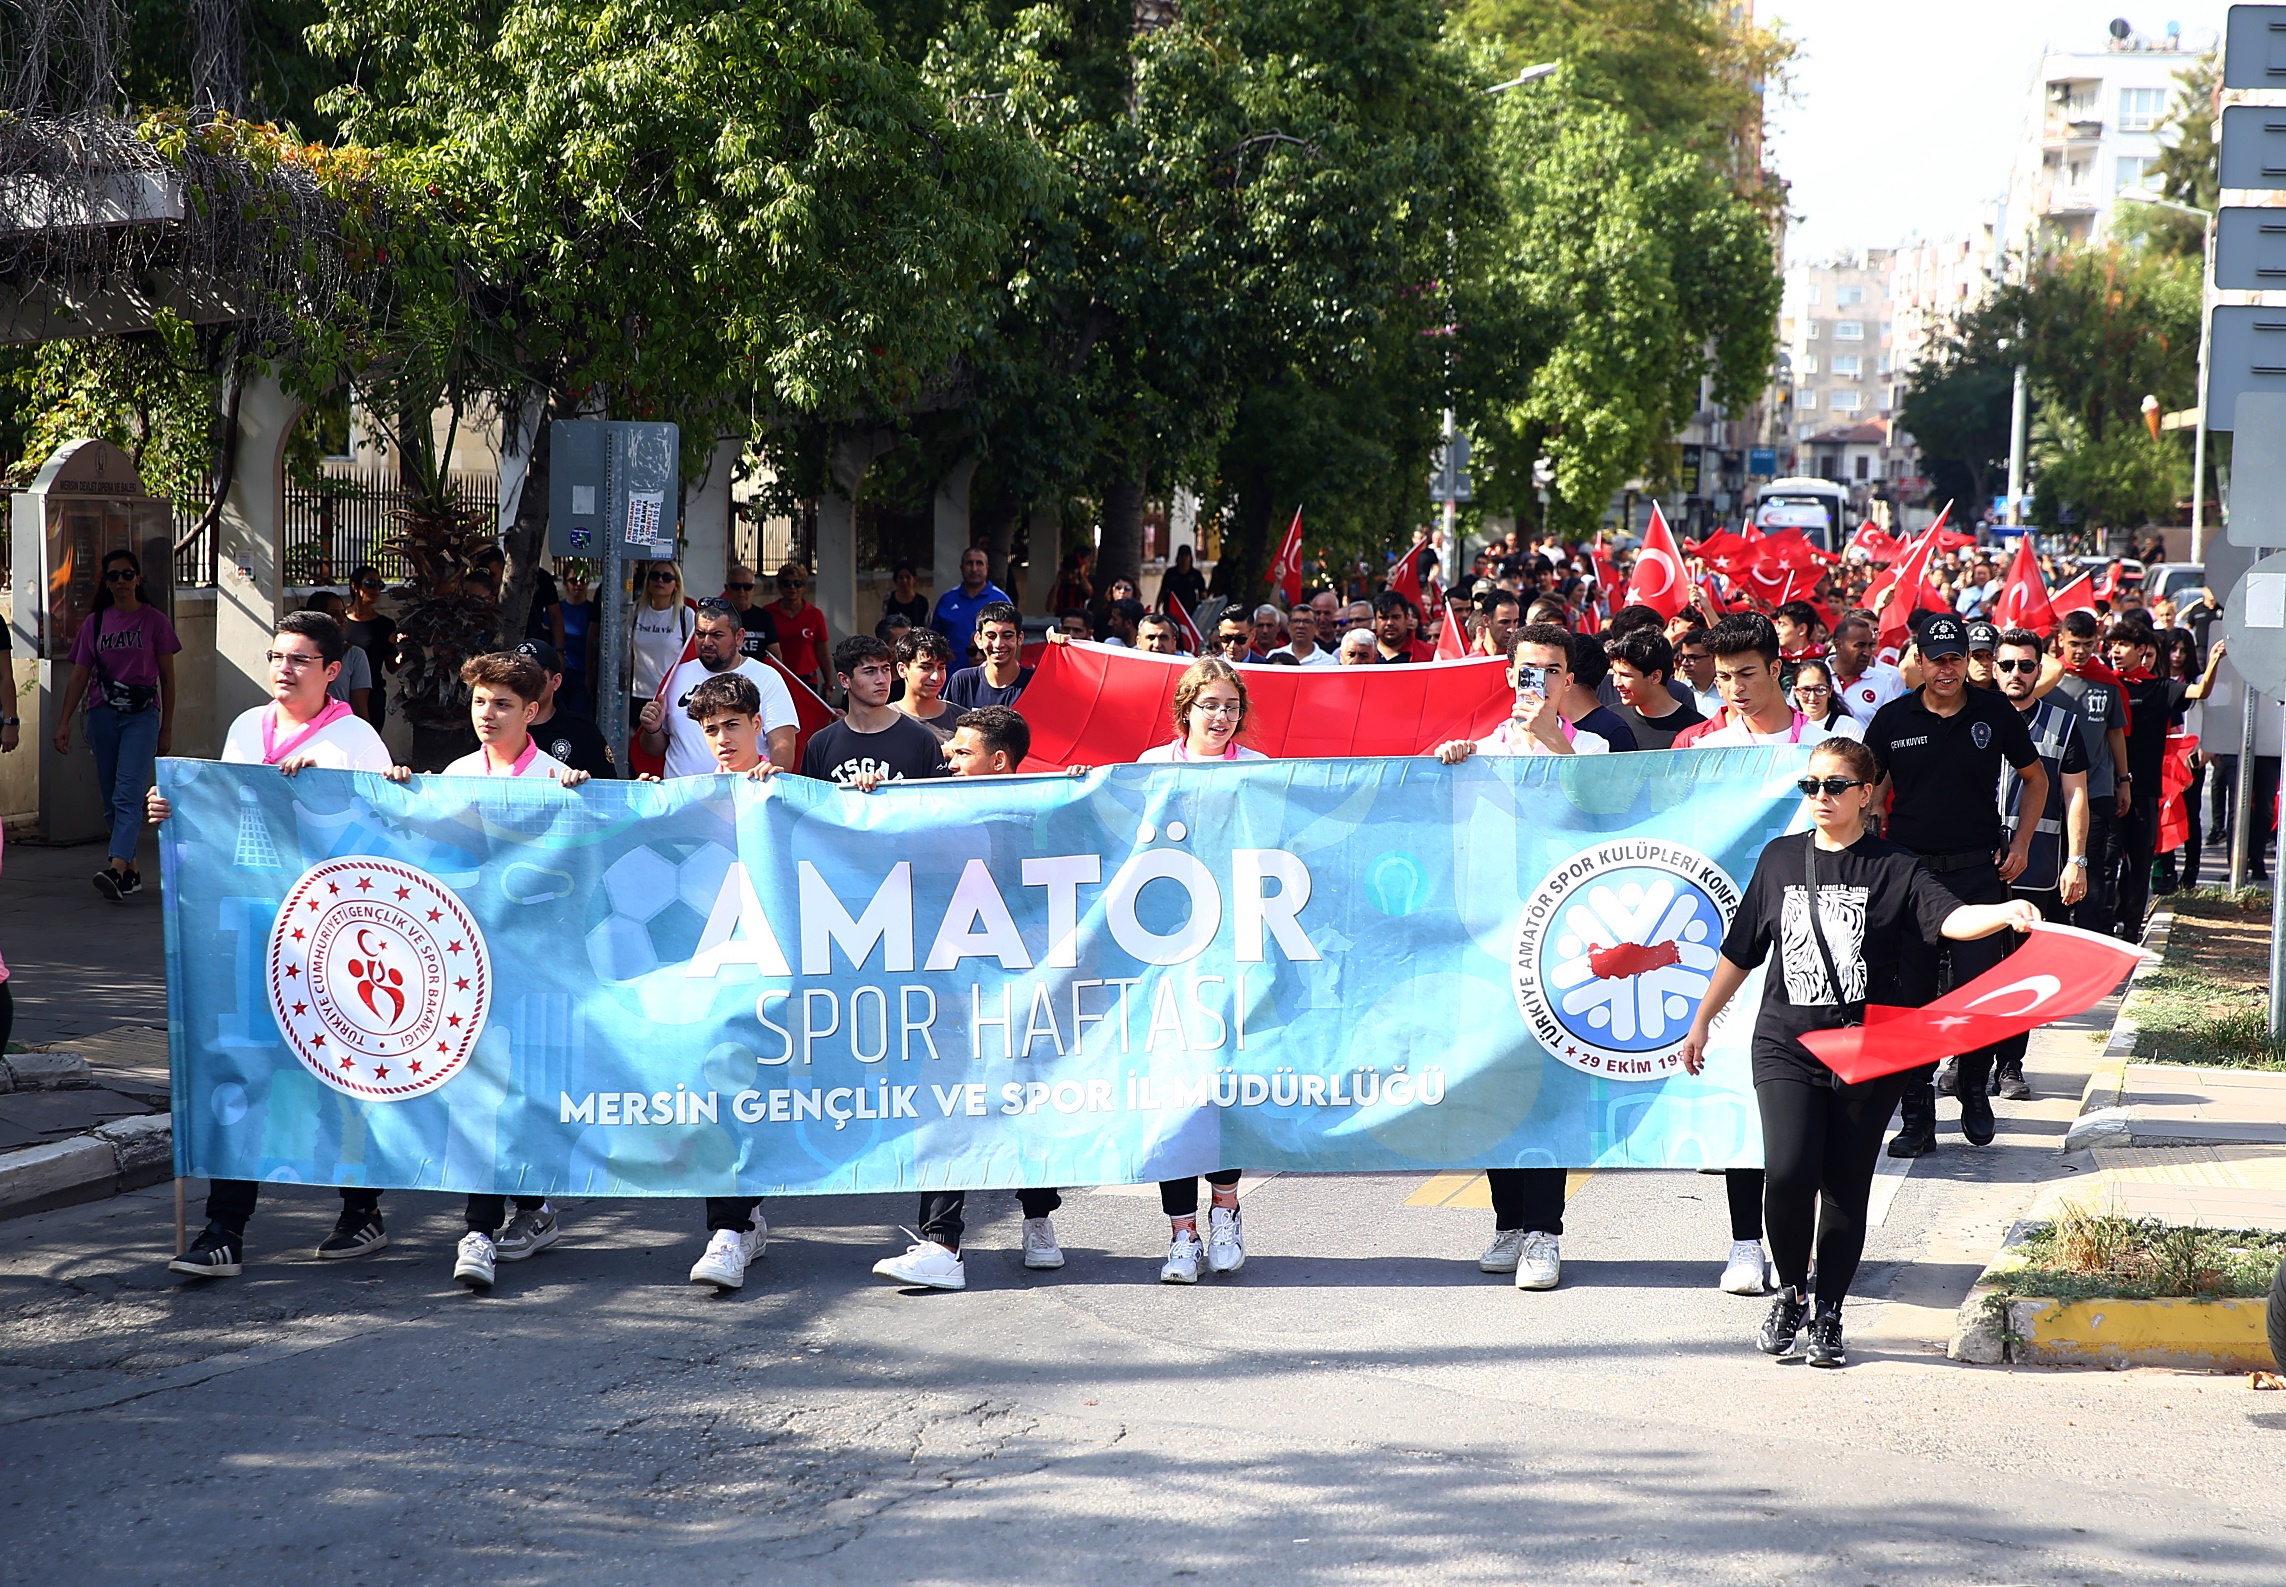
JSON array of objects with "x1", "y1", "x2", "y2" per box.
[{"x1": 1403, "y1": 1170, "x2": 1594, "y2": 1209}]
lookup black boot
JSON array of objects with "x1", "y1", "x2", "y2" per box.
[
  {"x1": 1888, "y1": 1076, "x2": 1937, "y2": 1158},
  {"x1": 1955, "y1": 1054, "x2": 1996, "y2": 1146}
]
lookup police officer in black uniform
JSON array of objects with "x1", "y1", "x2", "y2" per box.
[
  {"x1": 1863, "y1": 614, "x2": 2047, "y2": 1156},
  {"x1": 512, "y1": 639, "x2": 617, "y2": 779}
]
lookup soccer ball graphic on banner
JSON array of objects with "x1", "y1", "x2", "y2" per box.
[
  {"x1": 585, "y1": 837, "x2": 737, "y2": 982},
  {"x1": 1511, "y1": 840, "x2": 1741, "y2": 1080}
]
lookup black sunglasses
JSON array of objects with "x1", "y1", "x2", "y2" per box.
[
  {"x1": 725, "y1": 581, "x2": 755, "y2": 591},
  {"x1": 1796, "y1": 776, "x2": 1866, "y2": 797},
  {"x1": 1993, "y1": 658, "x2": 2039, "y2": 674},
  {"x1": 104, "y1": 567, "x2": 139, "y2": 582},
  {"x1": 647, "y1": 570, "x2": 678, "y2": 583}
]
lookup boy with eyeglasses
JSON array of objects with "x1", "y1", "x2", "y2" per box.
[{"x1": 146, "y1": 612, "x2": 412, "y2": 1278}]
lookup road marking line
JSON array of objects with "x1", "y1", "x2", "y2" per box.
[
  {"x1": 1403, "y1": 1170, "x2": 1594, "y2": 1210},
  {"x1": 1867, "y1": 1149, "x2": 1913, "y2": 1228}
]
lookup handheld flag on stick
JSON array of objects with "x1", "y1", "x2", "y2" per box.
[
  {"x1": 1992, "y1": 536, "x2": 2056, "y2": 634},
  {"x1": 2048, "y1": 571, "x2": 2096, "y2": 622},
  {"x1": 1266, "y1": 507, "x2": 1306, "y2": 606},
  {"x1": 1624, "y1": 504, "x2": 1690, "y2": 619},
  {"x1": 1436, "y1": 604, "x2": 1467, "y2": 660},
  {"x1": 1164, "y1": 590, "x2": 1205, "y2": 653}
]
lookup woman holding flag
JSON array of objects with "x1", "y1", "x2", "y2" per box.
[{"x1": 1678, "y1": 737, "x2": 2038, "y2": 1368}]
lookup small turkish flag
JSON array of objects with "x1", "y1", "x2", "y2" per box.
[
  {"x1": 1849, "y1": 523, "x2": 1905, "y2": 564},
  {"x1": 1435, "y1": 603, "x2": 1467, "y2": 660},
  {"x1": 1266, "y1": 507, "x2": 1306, "y2": 606},
  {"x1": 1624, "y1": 504, "x2": 1690, "y2": 619},
  {"x1": 1164, "y1": 589, "x2": 1205, "y2": 653},
  {"x1": 2049, "y1": 570, "x2": 2095, "y2": 621},
  {"x1": 1799, "y1": 922, "x2": 2151, "y2": 1084},
  {"x1": 1991, "y1": 536, "x2": 2056, "y2": 634}
]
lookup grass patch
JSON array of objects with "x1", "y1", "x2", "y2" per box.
[
  {"x1": 2000, "y1": 1206, "x2": 2286, "y2": 1302},
  {"x1": 2130, "y1": 892, "x2": 2286, "y2": 1070}
]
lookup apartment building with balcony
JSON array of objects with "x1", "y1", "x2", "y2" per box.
[
  {"x1": 1777, "y1": 249, "x2": 1902, "y2": 481},
  {"x1": 2002, "y1": 22, "x2": 2208, "y2": 255}
]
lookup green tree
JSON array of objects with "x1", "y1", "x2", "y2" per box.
[
  {"x1": 1456, "y1": 74, "x2": 1779, "y2": 536},
  {"x1": 308, "y1": 0, "x2": 1034, "y2": 635}
]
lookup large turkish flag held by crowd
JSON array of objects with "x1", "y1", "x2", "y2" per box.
[{"x1": 1015, "y1": 641, "x2": 1517, "y2": 770}]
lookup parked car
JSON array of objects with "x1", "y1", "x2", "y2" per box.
[{"x1": 2143, "y1": 562, "x2": 2206, "y2": 608}]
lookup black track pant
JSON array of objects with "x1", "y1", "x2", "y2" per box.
[
  {"x1": 1486, "y1": 1167, "x2": 1565, "y2": 1234},
  {"x1": 1159, "y1": 1171, "x2": 1242, "y2": 1218},
  {"x1": 1992, "y1": 887, "x2": 2076, "y2": 1075},
  {"x1": 1897, "y1": 860, "x2": 2009, "y2": 1129},
  {"x1": 703, "y1": 1197, "x2": 761, "y2": 1232},
  {"x1": 465, "y1": 1195, "x2": 547, "y2": 1232},
  {"x1": 1724, "y1": 1169, "x2": 1764, "y2": 1241},
  {"x1": 205, "y1": 1181, "x2": 379, "y2": 1234},
  {"x1": 919, "y1": 1188, "x2": 1063, "y2": 1251},
  {"x1": 1758, "y1": 1069, "x2": 1910, "y2": 1308},
  {"x1": 2113, "y1": 794, "x2": 2158, "y2": 941}
]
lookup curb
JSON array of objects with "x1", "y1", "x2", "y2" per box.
[
  {"x1": 0, "y1": 1113, "x2": 173, "y2": 1221},
  {"x1": 1946, "y1": 1218, "x2": 2279, "y2": 1370},
  {"x1": 2061, "y1": 902, "x2": 2174, "y2": 1154},
  {"x1": 0, "y1": 1052, "x2": 93, "y2": 1093}
]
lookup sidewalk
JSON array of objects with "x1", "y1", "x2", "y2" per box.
[
  {"x1": 1947, "y1": 902, "x2": 2286, "y2": 1370},
  {"x1": 0, "y1": 833, "x2": 168, "y2": 1045}
]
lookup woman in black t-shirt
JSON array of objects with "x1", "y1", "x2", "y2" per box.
[{"x1": 1681, "y1": 738, "x2": 2036, "y2": 1368}]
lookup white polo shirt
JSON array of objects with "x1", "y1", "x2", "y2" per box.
[{"x1": 221, "y1": 703, "x2": 394, "y2": 770}]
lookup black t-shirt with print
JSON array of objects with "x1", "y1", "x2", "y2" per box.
[
  {"x1": 2118, "y1": 676, "x2": 2190, "y2": 792},
  {"x1": 530, "y1": 709, "x2": 616, "y2": 779},
  {"x1": 1721, "y1": 832, "x2": 1966, "y2": 1086},
  {"x1": 1864, "y1": 685, "x2": 2040, "y2": 856},
  {"x1": 800, "y1": 713, "x2": 950, "y2": 787},
  {"x1": 1609, "y1": 696, "x2": 1706, "y2": 751},
  {"x1": 736, "y1": 604, "x2": 780, "y2": 664}
]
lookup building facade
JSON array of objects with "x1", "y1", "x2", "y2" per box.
[{"x1": 2001, "y1": 23, "x2": 2208, "y2": 255}]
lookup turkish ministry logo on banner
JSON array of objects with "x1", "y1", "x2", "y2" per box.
[
  {"x1": 1512, "y1": 840, "x2": 1741, "y2": 1078},
  {"x1": 267, "y1": 858, "x2": 493, "y2": 1101}
]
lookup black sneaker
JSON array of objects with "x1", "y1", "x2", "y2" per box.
[
  {"x1": 118, "y1": 867, "x2": 143, "y2": 897},
  {"x1": 1806, "y1": 1302, "x2": 1847, "y2": 1368},
  {"x1": 92, "y1": 868, "x2": 124, "y2": 901},
  {"x1": 1886, "y1": 1123, "x2": 1936, "y2": 1158},
  {"x1": 1994, "y1": 1064, "x2": 2031, "y2": 1102},
  {"x1": 316, "y1": 1211, "x2": 388, "y2": 1259},
  {"x1": 1756, "y1": 1286, "x2": 1808, "y2": 1356},
  {"x1": 169, "y1": 1222, "x2": 244, "y2": 1278},
  {"x1": 1958, "y1": 1090, "x2": 1996, "y2": 1147}
]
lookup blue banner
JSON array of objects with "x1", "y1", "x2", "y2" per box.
[{"x1": 158, "y1": 749, "x2": 1813, "y2": 1196}]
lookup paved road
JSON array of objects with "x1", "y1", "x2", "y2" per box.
[{"x1": 4, "y1": 1015, "x2": 2283, "y2": 1587}]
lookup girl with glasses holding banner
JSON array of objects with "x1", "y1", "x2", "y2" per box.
[
  {"x1": 1678, "y1": 738, "x2": 2037, "y2": 1368},
  {"x1": 1137, "y1": 658, "x2": 1262, "y2": 1281}
]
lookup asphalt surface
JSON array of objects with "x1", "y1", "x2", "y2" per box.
[{"x1": 4, "y1": 1042, "x2": 2284, "y2": 1587}]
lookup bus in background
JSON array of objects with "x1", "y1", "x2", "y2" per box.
[{"x1": 1751, "y1": 478, "x2": 1853, "y2": 555}]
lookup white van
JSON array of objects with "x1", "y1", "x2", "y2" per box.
[{"x1": 1752, "y1": 478, "x2": 1851, "y2": 555}]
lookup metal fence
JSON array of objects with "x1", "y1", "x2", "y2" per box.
[{"x1": 166, "y1": 469, "x2": 502, "y2": 589}]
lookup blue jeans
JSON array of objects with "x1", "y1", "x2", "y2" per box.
[{"x1": 85, "y1": 704, "x2": 160, "y2": 863}]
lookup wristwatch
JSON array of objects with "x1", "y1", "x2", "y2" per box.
[{"x1": 2065, "y1": 856, "x2": 2089, "y2": 870}]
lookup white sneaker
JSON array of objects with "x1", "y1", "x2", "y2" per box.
[
  {"x1": 1720, "y1": 1239, "x2": 1771, "y2": 1295},
  {"x1": 1205, "y1": 1205, "x2": 1245, "y2": 1274},
  {"x1": 1513, "y1": 1231, "x2": 1561, "y2": 1291},
  {"x1": 873, "y1": 1239, "x2": 967, "y2": 1290},
  {"x1": 453, "y1": 1231, "x2": 496, "y2": 1291},
  {"x1": 1022, "y1": 1217, "x2": 1065, "y2": 1270},
  {"x1": 1479, "y1": 1228, "x2": 1529, "y2": 1273},
  {"x1": 689, "y1": 1219, "x2": 765, "y2": 1291},
  {"x1": 1160, "y1": 1231, "x2": 1204, "y2": 1284}
]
